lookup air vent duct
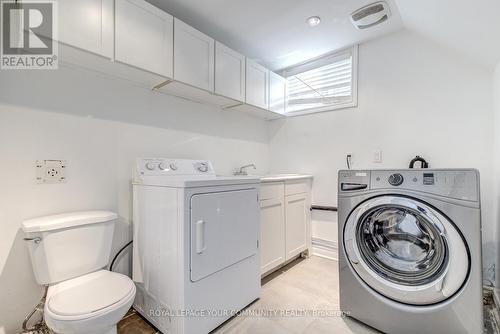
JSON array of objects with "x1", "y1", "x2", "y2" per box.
[{"x1": 351, "y1": 1, "x2": 391, "y2": 30}]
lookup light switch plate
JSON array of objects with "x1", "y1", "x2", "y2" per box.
[
  {"x1": 36, "y1": 160, "x2": 67, "y2": 184},
  {"x1": 373, "y1": 150, "x2": 383, "y2": 163}
]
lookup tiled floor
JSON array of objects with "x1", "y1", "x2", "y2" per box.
[
  {"x1": 118, "y1": 256, "x2": 377, "y2": 334},
  {"x1": 118, "y1": 255, "x2": 497, "y2": 334},
  {"x1": 118, "y1": 310, "x2": 158, "y2": 334},
  {"x1": 212, "y1": 256, "x2": 377, "y2": 334}
]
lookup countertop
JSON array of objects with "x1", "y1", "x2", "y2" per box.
[{"x1": 259, "y1": 174, "x2": 313, "y2": 182}]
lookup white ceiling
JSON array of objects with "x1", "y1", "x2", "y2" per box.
[
  {"x1": 148, "y1": 0, "x2": 404, "y2": 71},
  {"x1": 395, "y1": 0, "x2": 500, "y2": 70},
  {"x1": 148, "y1": 0, "x2": 500, "y2": 71}
]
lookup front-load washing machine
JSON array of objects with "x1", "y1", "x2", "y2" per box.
[
  {"x1": 338, "y1": 169, "x2": 482, "y2": 334},
  {"x1": 132, "y1": 158, "x2": 260, "y2": 334}
]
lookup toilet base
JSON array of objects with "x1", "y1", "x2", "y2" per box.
[{"x1": 47, "y1": 324, "x2": 117, "y2": 334}]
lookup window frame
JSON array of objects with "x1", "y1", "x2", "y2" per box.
[{"x1": 281, "y1": 45, "x2": 359, "y2": 117}]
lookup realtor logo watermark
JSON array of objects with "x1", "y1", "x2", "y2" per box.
[{"x1": 1, "y1": 0, "x2": 58, "y2": 69}]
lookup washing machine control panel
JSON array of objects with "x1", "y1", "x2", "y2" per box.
[
  {"x1": 370, "y1": 169, "x2": 479, "y2": 202},
  {"x1": 339, "y1": 169, "x2": 479, "y2": 202}
]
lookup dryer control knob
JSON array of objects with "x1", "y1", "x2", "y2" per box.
[
  {"x1": 159, "y1": 162, "x2": 169, "y2": 171},
  {"x1": 388, "y1": 173, "x2": 404, "y2": 186},
  {"x1": 169, "y1": 163, "x2": 178, "y2": 171},
  {"x1": 198, "y1": 163, "x2": 208, "y2": 172},
  {"x1": 145, "y1": 162, "x2": 156, "y2": 171}
]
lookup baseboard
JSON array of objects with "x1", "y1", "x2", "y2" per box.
[{"x1": 311, "y1": 237, "x2": 338, "y2": 261}]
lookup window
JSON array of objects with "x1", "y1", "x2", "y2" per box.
[{"x1": 282, "y1": 46, "x2": 358, "y2": 116}]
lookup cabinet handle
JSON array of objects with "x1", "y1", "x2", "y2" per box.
[
  {"x1": 23, "y1": 237, "x2": 41, "y2": 244},
  {"x1": 196, "y1": 220, "x2": 206, "y2": 254}
]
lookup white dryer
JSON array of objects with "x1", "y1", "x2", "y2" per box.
[{"x1": 132, "y1": 158, "x2": 260, "y2": 334}]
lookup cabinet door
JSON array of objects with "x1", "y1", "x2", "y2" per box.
[
  {"x1": 260, "y1": 197, "x2": 286, "y2": 274},
  {"x1": 215, "y1": 42, "x2": 245, "y2": 102},
  {"x1": 246, "y1": 59, "x2": 269, "y2": 109},
  {"x1": 269, "y1": 71, "x2": 287, "y2": 114},
  {"x1": 58, "y1": 0, "x2": 113, "y2": 58},
  {"x1": 115, "y1": 0, "x2": 173, "y2": 77},
  {"x1": 174, "y1": 19, "x2": 215, "y2": 92},
  {"x1": 285, "y1": 193, "x2": 308, "y2": 260}
]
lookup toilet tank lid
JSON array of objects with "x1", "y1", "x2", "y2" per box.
[{"x1": 22, "y1": 211, "x2": 118, "y2": 233}]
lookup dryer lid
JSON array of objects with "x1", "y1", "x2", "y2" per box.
[{"x1": 48, "y1": 270, "x2": 134, "y2": 316}]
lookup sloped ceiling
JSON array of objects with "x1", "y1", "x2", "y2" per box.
[
  {"x1": 395, "y1": 0, "x2": 500, "y2": 69},
  {"x1": 148, "y1": 0, "x2": 500, "y2": 70}
]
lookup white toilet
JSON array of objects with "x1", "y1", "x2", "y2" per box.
[{"x1": 22, "y1": 211, "x2": 136, "y2": 334}]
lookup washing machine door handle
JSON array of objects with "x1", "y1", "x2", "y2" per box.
[
  {"x1": 345, "y1": 239, "x2": 359, "y2": 264},
  {"x1": 434, "y1": 276, "x2": 444, "y2": 292}
]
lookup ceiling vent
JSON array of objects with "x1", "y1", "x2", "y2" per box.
[{"x1": 351, "y1": 1, "x2": 391, "y2": 30}]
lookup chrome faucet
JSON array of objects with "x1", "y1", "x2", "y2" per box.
[{"x1": 235, "y1": 164, "x2": 256, "y2": 176}]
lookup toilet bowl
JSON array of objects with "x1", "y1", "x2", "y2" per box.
[
  {"x1": 22, "y1": 211, "x2": 136, "y2": 334},
  {"x1": 44, "y1": 270, "x2": 136, "y2": 334}
]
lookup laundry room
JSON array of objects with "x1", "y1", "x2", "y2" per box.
[{"x1": 0, "y1": 0, "x2": 499, "y2": 333}]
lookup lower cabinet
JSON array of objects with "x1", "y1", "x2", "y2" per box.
[
  {"x1": 285, "y1": 193, "x2": 308, "y2": 259},
  {"x1": 260, "y1": 197, "x2": 286, "y2": 274},
  {"x1": 260, "y1": 179, "x2": 311, "y2": 276}
]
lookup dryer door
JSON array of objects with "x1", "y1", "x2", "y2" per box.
[
  {"x1": 344, "y1": 196, "x2": 469, "y2": 305},
  {"x1": 190, "y1": 188, "x2": 259, "y2": 282}
]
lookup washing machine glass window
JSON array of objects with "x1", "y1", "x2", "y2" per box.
[
  {"x1": 344, "y1": 196, "x2": 470, "y2": 305},
  {"x1": 357, "y1": 204, "x2": 447, "y2": 286}
]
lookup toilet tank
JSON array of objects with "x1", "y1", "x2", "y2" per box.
[{"x1": 22, "y1": 211, "x2": 117, "y2": 285}]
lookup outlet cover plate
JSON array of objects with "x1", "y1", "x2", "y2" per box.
[{"x1": 36, "y1": 160, "x2": 67, "y2": 184}]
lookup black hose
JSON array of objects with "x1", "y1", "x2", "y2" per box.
[
  {"x1": 409, "y1": 155, "x2": 429, "y2": 168},
  {"x1": 110, "y1": 240, "x2": 133, "y2": 272}
]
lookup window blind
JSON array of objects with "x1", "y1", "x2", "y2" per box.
[{"x1": 284, "y1": 49, "x2": 355, "y2": 114}]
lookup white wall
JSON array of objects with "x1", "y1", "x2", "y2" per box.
[
  {"x1": 494, "y1": 62, "x2": 500, "y2": 286},
  {"x1": 268, "y1": 30, "x2": 496, "y2": 276},
  {"x1": 0, "y1": 66, "x2": 269, "y2": 334}
]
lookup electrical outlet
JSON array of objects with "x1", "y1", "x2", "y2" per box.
[{"x1": 36, "y1": 160, "x2": 67, "y2": 184}]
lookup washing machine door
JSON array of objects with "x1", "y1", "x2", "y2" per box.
[{"x1": 344, "y1": 196, "x2": 469, "y2": 305}]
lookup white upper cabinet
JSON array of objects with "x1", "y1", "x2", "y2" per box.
[
  {"x1": 174, "y1": 19, "x2": 215, "y2": 92},
  {"x1": 246, "y1": 59, "x2": 269, "y2": 109},
  {"x1": 115, "y1": 0, "x2": 173, "y2": 78},
  {"x1": 215, "y1": 42, "x2": 245, "y2": 102},
  {"x1": 269, "y1": 71, "x2": 287, "y2": 114},
  {"x1": 58, "y1": 0, "x2": 113, "y2": 58}
]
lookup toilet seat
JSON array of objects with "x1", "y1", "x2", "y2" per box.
[{"x1": 46, "y1": 270, "x2": 136, "y2": 321}]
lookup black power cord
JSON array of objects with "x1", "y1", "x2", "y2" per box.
[
  {"x1": 110, "y1": 240, "x2": 133, "y2": 272},
  {"x1": 346, "y1": 154, "x2": 352, "y2": 169}
]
